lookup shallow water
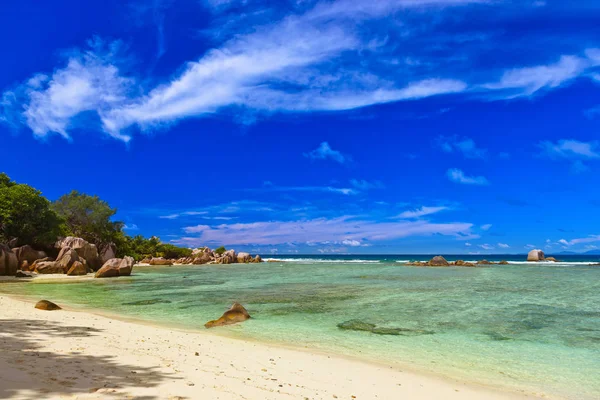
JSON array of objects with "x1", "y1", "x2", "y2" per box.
[{"x1": 2, "y1": 257, "x2": 599, "y2": 399}]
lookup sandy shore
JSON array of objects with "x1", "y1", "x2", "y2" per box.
[{"x1": 0, "y1": 295, "x2": 536, "y2": 400}]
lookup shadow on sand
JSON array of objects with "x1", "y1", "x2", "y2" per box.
[{"x1": 0, "y1": 318, "x2": 178, "y2": 399}]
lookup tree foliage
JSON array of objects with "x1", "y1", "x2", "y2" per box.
[
  {"x1": 51, "y1": 191, "x2": 123, "y2": 250},
  {"x1": 1, "y1": 173, "x2": 192, "y2": 259},
  {"x1": 0, "y1": 173, "x2": 66, "y2": 248},
  {"x1": 214, "y1": 246, "x2": 226, "y2": 255},
  {"x1": 116, "y1": 235, "x2": 192, "y2": 260}
]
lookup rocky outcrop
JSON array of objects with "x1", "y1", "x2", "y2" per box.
[
  {"x1": 429, "y1": 256, "x2": 450, "y2": 266},
  {"x1": 35, "y1": 261, "x2": 63, "y2": 274},
  {"x1": 11, "y1": 245, "x2": 47, "y2": 266},
  {"x1": 527, "y1": 249, "x2": 545, "y2": 262},
  {"x1": 55, "y1": 248, "x2": 82, "y2": 273},
  {"x1": 253, "y1": 255, "x2": 262, "y2": 263},
  {"x1": 100, "y1": 243, "x2": 117, "y2": 263},
  {"x1": 56, "y1": 237, "x2": 102, "y2": 270},
  {"x1": 119, "y1": 256, "x2": 134, "y2": 276},
  {"x1": 95, "y1": 257, "x2": 134, "y2": 278},
  {"x1": 236, "y1": 252, "x2": 252, "y2": 263},
  {"x1": 35, "y1": 300, "x2": 61, "y2": 311},
  {"x1": 477, "y1": 260, "x2": 493, "y2": 265},
  {"x1": 67, "y1": 261, "x2": 88, "y2": 276},
  {"x1": 148, "y1": 257, "x2": 173, "y2": 266},
  {"x1": 205, "y1": 302, "x2": 251, "y2": 328},
  {"x1": 499, "y1": 260, "x2": 509, "y2": 265},
  {"x1": 545, "y1": 257, "x2": 557, "y2": 262},
  {"x1": 192, "y1": 253, "x2": 212, "y2": 265},
  {"x1": 0, "y1": 244, "x2": 19, "y2": 276}
]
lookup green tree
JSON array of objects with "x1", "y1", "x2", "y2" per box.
[
  {"x1": 52, "y1": 190, "x2": 123, "y2": 250},
  {"x1": 214, "y1": 246, "x2": 226, "y2": 255},
  {"x1": 0, "y1": 173, "x2": 66, "y2": 248}
]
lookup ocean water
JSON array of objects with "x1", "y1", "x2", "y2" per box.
[{"x1": 1, "y1": 255, "x2": 599, "y2": 399}]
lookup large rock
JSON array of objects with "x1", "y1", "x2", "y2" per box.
[
  {"x1": 35, "y1": 261, "x2": 63, "y2": 274},
  {"x1": 148, "y1": 257, "x2": 173, "y2": 266},
  {"x1": 11, "y1": 245, "x2": 47, "y2": 266},
  {"x1": 527, "y1": 249, "x2": 545, "y2": 262},
  {"x1": 253, "y1": 255, "x2": 262, "y2": 263},
  {"x1": 67, "y1": 261, "x2": 87, "y2": 276},
  {"x1": 95, "y1": 257, "x2": 134, "y2": 278},
  {"x1": 236, "y1": 252, "x2": 252, "y2": 263},
  {"x1": 118, "y1": 256, "x2": 134, "y2": 276},
  {"x1": 223, "y1": 249, "x2": 237, "y2": 264},
  {"x1": 100, "y1": 243, "x2": 117, "y2": 263},
  {"x1": 56, "y1": 237, "x2": 102, "y2": 270},
  {"x1": 428, "y1": 256, "x2": 450, "y2": 267},
  {"x1": 204, "y1": 303, "x2": 251, "y2": 328},
  {"x1": 0, "y1": 244, "x2": 19, "y2": 276},
  {"x1": 55, "y1": 248, "x2": 81, "y2": 273},
  {"x1": 35, "y1": 300, "x2": 61, "y2": 311},
  {"x1": 192, "y1": 253, "x2": 212, "y2": 265}
]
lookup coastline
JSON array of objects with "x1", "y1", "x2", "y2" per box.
[{"x1": 0, "y1": 293, "x2": 539, "y2": 400}]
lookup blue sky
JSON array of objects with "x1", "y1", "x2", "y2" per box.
[{"x1": 1, "y1": 0, "x2": 600, "y2": 254}]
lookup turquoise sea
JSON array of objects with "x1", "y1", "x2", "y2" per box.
[{"x1": 1, "y1": 255, "x2": 599, "y2": 399}]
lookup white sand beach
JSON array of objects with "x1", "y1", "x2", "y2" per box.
[{"x1": 0, "y1": 295, "x2": 538, "y2": 400}]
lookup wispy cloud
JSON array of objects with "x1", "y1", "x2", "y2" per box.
[
  {"x1": 304, "y1": 142, "x2": 349, "y2": 164},
  {"x1": 558, "y1": 235, "x2": 600, "y2": 246},
  {"x1": 481, "y1": 224, "x2": 492, "y2": 231},
  {"x1": 349, "y1": 179, "x2": 384, "y2": 190},
  {"x1": 1, "y1": 38, "x2": 134, "y2": 141},
  {"x1": 436, "y1": 135, "x2": 487, "y2": 159},
  {"x1": 539, "y1": 139, "x2": 600, "y2": 159},
  {"x1": 482, "y1": 50, "x2": 600, "y2": 98},
  {"x1": 397, "y1": 206, "x2": 449, "y2": 219},
  {"x1": 539, "y1": 139, "x2": 600, "y2": 173},
  {"x1": 159, "y1": 211, "x2": 209, "y2": 219},
  {"x1": 179, "y1": 215, "x2": 475, "y2": 246},
  {"x1": 498, "y1": 243, "x2": 510, "y2": 248},
  {"x1": 447, "y1": 168, "x2": 489, "y2": 185},
  {"x1": 479, "y1": 243, "x2": 494, "y2": 250}
]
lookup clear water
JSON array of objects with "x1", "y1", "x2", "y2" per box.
[{"x1": 1, "y1": 256, "x2": 599, "y2": 399}]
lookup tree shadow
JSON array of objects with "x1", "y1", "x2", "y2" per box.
[{"x1": 0, "y1": 318, "x2": 179, "y2": 399}]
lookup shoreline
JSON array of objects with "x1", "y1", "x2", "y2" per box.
[{"x1": 0, "y1": 292, "x2": 541, "y2": 400}]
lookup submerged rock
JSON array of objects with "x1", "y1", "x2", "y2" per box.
[
  {"x1": 35, "y1": 300, "x2": 61, "y2": 311},
  {"x1": 545, "y1": 257, "x2": 558, "y2": 262},
  {"x1": 123, "y1": 299, "x2": 172, "y2": 306},
  {"x1": 205, "y1": 302, "x2": 251, "y2": 328},
  {"x1": 499, "y1": 260, "x2": 509, "y2": 265},
  {"x1": 337, "y1": 319, "x2": 434, "y2": 336}
]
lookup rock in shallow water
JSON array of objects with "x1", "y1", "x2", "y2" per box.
[
  {"x1": 337, "y1": 319, "x2": 434, "y2": 336},
  {"x1": 35, "y1": 300, "x2": 61, "y2": 311},
  {"x1": 205, "y1": 302, "x2": 251, "y2": 328}
]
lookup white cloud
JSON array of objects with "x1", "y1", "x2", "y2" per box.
[
  {"x1": 342, "y1": 239, "x2": 361, "y2": 247},
  {"x1": 397, "y1": 206, "x2": 449, "y2": 219},
  {"x1": 465, "y1": 242, "x2": 472, "y2": 247},
  {"x1": 479, "y1": 243, "x2": 494, "y2": 250},
  {"x1": 447, "y1": 168, "x2": 489, "y2": 185},
  {"x1": 482, "y1": 51, "x2": 600, "y2": 98},
  {"x1": 524, "y1": 244, "x2": 536, "y2": 249},
  {"x1": 497, "y1": 243, "x2": 510, "y2": 248},
  {"x1": 539, "y1": 139, "x2": 600, "y2": 159},
  {"x1": 179, "y1": 216, "x2": 475, "y2": 246},
  {"x1": 123, "y1": 223, "x2": 139, "y2": 230},
  {"x1": 481, "y1": 224, "x2": 492, "y2": 231},
  {"x1": 2, "y1": 38, "x2": 134, "y2": 141},
  {"x1": 159, "y1": 211, "x2": 209, "y2": 219},
  {"x1": 304, "y1": 142, "x2": 349, "y2": 164},
  {"x1": 436, "y1": 135, "x2": 487, "y2": 159},
  {"x1": 558, "y1": 235, "x2": 600, "y2": 246}
]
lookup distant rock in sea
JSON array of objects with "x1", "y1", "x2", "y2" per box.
[{"x1": 527, "y1": 249, "x2": 545, "y2": 262}]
